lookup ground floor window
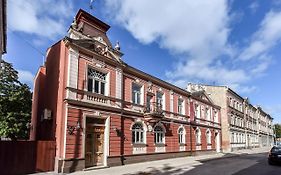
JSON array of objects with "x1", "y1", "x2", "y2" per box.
[
  {"x1": 154, "y1": 125, "x2": 165, "y2": 144},
  {"x1": 178, "y1": 127, "x2": 185, "y2": 144},
  {"x1": 132, "y1": 123, "x2": 145, "y2": 143},
  {"x1": 206, "y1": 129, "x2": 211, "y2": 145},
  {"x1": 195, "y1": 128, "x2": 201, "y2": 145}
]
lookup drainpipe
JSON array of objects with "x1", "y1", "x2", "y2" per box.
[{"x1": 120, "y1": 67, "x2": 125, "y2": 165}]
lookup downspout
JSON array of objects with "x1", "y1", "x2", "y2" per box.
[
  {"x1": 120, "y1": 67, "x2": 125, "y2": 165},
  {"x1": 188, "y1": 96, "x2": 193, "y2": 155}
]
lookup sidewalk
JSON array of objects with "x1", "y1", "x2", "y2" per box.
[{"x1": 69, "y1": 147, "x2": 271, "y2": 175}]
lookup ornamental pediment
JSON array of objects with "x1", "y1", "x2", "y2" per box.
[{"x1": 65, "y1": 37, "x2": 124, "y2": 64}]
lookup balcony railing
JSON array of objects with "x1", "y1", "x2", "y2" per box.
[
  {"x1": 144, "y1": 102, "x2": 164, "y2": 118},
  {"x1": 66, "y1": 87, "x2": 122, "y2": 108},
  {"x1": 194, "y1": 117, "x2": 221, "y2": 128}
]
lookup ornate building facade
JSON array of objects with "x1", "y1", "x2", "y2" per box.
[
  {"x1": 30, "y1": 10, "x2": 222, "y2": 173},
  {"x1": 187, "y1": 84, "x2": 274, "y2": 152}
]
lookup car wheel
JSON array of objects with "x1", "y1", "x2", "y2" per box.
[{"x1": 268, "y1": 160, "x2": 274, "y2": 165}]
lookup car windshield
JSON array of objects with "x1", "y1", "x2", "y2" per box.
[{"x1": 271, "y1": 146, "x2": 281, "y2": 153}]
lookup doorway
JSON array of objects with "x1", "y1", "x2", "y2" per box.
[{"x1": 85, "y1": 118, "x2": 105, "y2": 168}]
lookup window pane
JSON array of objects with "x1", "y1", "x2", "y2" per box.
[
  {"x1": 136, "y1": 132, "x2": 139, "y2": 142},
  {"x1": 94, "y1": 80, "x2": 99, "y2": 93},
  {"x1": 140, "y1": 132, "x2": 143, "y2": 142},
  {"x1": 101, "y1": 82, "x2": 105, "y2": 95},
  {"x1": 88, "y1": 78, "x2": 93, "y2": 92},
  {"x1": 132, "y1": 131, "x2": 135, "y2": 143},
  {"x1": 132, "y1": 83, "x2": 141, "y2": 104},
  {"x1": 137, "y1": 93, "x2": 140, "y2": 104},
  {"x1": 146, "y1": 96, "x2": 151, "y2": 112}
]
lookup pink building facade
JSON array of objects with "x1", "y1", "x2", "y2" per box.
[{"x1": 30, "y1": 9, "x2": 222, "y2": 173}]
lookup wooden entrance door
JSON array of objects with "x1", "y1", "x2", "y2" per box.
[{"x1": 85, "y1": 125, "x2": 105, "y2": 167}]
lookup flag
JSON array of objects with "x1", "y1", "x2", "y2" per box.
[{"x1": 90, "y1": 0, "x2": 94, "y2": 9}]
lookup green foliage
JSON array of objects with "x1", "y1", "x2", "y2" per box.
[
  {"x1": 274, "y1": 124, "x2": 281, "y2": 138},
  {"x1": 0, "y1": 60, "x2": 32, "y2": 140}
]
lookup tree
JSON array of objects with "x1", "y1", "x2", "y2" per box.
[
  {"x1": 0, "y1": 60, "x2": 32, "y2": 140},
  {"x1": 274, "y1": 124, "x2": 281, "y2": 139}
]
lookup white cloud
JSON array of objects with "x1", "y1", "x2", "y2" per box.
[
  {"x1": 263, "y1": 104, "x2": 281, "y2": 123},
  {"x1": 105, "y1": 0, "x2": 230, "y2": 58},
  {"x1": 8, "y1": 0, "x2": 74, "y2": 39},
  {"x1": 249, "y1": 2, "x2": 259, "y2": 14},
  {"x1": 239, "y1": 11, "x2": 281, "y2": 61},
  {"x1": 104, "y1": 0, "x2": 275, "y2": 94},
  {"x1": 229, "y1": 84, "x2": 257, "y2": 94},
  {"x1": 250, "y1": 54, "x2": 272, "y2": 75},
  {"x1": 18, "y1": 70, "x2": 34, "y2": 86}
]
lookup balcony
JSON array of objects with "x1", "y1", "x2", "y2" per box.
[
  {"x1": 144, "y1": 102, "x2": 164, "y2": 119},
  {"x1": 65, "y1": 87, "x2": 121, "y2": 108}
]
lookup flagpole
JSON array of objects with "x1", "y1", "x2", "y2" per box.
[{"x1": 89, "y1": 0, "x2": 94, "y2": 14}]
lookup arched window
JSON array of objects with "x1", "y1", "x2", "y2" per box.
[
  {"x1": 195, "y1": 128, "x2": 201, "y2": 145},
  {"x1": 206, "y1": 129, "x2": 211, "y2": 145},
  {"x1": 178, "y1": 127, "x2": 185, "y2": 144},
  {"x1": 154, "y1": 125, "x2": 165, "y2": 144},
  {"x1": 132, "y1": 123, "x2": 144, "y2": 144},
  {"x1": 87, "y1": 68, "x2": 107, "y2": 95}
]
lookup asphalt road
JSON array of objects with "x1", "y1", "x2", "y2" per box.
[
  {"x1": 181, "y1": 153, "x2": 281, "y2": 175},
  {"x1": 124, "y1": 153, "x2": 281, "y2": 175},
  {"x1": 179, "y1": 153, "x2": 281, "y2": 175}
]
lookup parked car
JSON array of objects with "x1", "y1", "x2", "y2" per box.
[{"x1": 268, "y1": 146, "x2": 281, "y2": 165}]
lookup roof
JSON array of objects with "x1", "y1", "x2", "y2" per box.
[
  {"x1": 0, "y1": 0, "x2": 7, "y2": 54},
  {"x1": 75, "y1": 9, "x2": 110, "y2": 32}
]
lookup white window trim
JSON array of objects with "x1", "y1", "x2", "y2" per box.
[
  {"x1": 206, "y1": 129, "x2": 212, "y2": 145},
  {"x1": 132, "y1": 83, "x2": 144, "y2": 105},
  {"x1": 178, "y1": 125, "x2": 186, "y2": 144},
  {"x1": 154, "y1": 122, "x2": 166, "y2": 144},
  {"x1": 195, "y1": 127, "x2": 201, "y2": 145},
  {"x1": 87, "y1": 66, "x2": 109, "y2": 96},
  {"x1": 130, "y1": 121, "x2": 147, "y2": 144}
]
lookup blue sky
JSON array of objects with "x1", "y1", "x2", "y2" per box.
[{"x1": 4, "y1": 0, "x2": 281, "y2": 122}]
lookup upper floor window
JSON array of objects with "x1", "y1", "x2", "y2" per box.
[
  {"x1": 154, "y1": 125, "x2": 165, "y2": 144},
  {"x1": 178, "y1": 99, "x2": 184, "y2": 115},
  {"x1": 195, "y1": 104, "x2": 200, "y2": 118},
  {"x1": 146, "y1": 95, "x2": 152, "y2": 112},
  {"x1": 214, "y1": 111, "x2": 219, "y2": 123},
  {"x1": 156, "y1": 91, "x2": 164, "y2": 109},
  {"x1": 132, "y1": 83, "x2": 142, "y2": 105},
  {"x1": 132, "y1": 122, "x2": 145, "y2": 144},
  {"x1": 88, "y1": 68, "x2": 106, "y2": 95},
  {"x1": 206, "y1": 107, "x2": 211, "y2": 120}
]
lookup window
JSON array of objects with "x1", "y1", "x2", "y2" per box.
[
  {"x1": 195, "y1": 104, "x2": 200, "y2": 118},
  {"x1": 132, "y1": 123, "x2": 144, "y2": 144},
  {"x1": 156, "y1": 91, "x2": 164, "y2": 109},
  {"x1": 214, "y1": 111, "x2": 219, "y2": 123},
  {"x1": 178, "y1": 127, "x2": 185, "y2": 144},
  {"x1": 178, "y1": 99, "x2": 183, "y2": 115},
  {"x1": 206, "y1": 130, "x2": 211, "y2": 145},
  {"x1": 154, "y1": 125, "x2": 165, "y2": 144},
  {"x1": 206, "y1": 107, "x2": 211, "y2": 120},
  {"x1": 195, "y1": 128, "x2": 201, "y2": 145},
  {"x1": 146, "y1": 95, "x2": 152, "y2": 112},
  {"x1": 132, "y1": 83, "x2": 142, "y2": 105},
  {"x1": 88, "y1": 68, "x2": 107, "y2": 95}
]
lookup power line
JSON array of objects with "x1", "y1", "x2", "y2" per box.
[
  {"x1": 7, "y1": 27, "x2": 45, "y2": 56},
  {"x1": 7, "y1": 26, "x2": 45, "y2": 65}
]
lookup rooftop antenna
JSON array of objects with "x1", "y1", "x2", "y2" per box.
[{"x1": 89, "y1": 0, "x2": 94, "y2": 14}]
